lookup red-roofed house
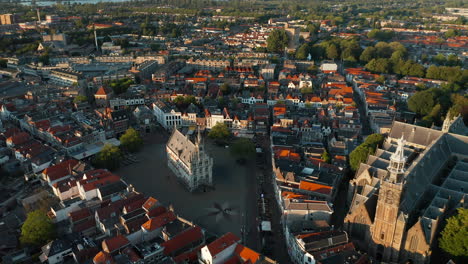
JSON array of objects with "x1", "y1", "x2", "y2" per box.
[
  {"x1": 141, "y1": 211, "x2": 177, "y2": 242},
  {"x1": 77, "y1": 169, "x2": 120, "y2": 200},
  {"x1": 199, "y1": 232, "x2": 241, "y2": 264},
  {"x1": 299, "y1": 181, "x2": 333, "y2": 200},
  {"x1": 102, "y1": 235, "x2": 130, "y2": 254},
  {"x1": 42, "y1": 159, "x2": 79, "y2": 186},
  {"x1": 6, "y1": 132, "x2": 30, "y2": 147},
  {"x1": 94, "y1": 86, "x2": 114, "y2": 107},
  {"x1": 161, "y1": 226, "x2": 204, "y2": 257}
]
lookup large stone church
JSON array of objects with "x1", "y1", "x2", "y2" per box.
[
  {"x1": 345, "y1": 115, "x2": 468, "y2": 263},
  {"x1": 166, "y1": 128, "x2": 213, "y2": 192}
]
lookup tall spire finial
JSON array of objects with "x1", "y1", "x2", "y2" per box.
[
  {"x1": 442, "y1": 113, "x2": 453, "y2": 133},
  {"x1": 387, "y1": 135, "x2": 406, "y2": 182}
]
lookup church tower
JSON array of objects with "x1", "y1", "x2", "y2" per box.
[
  {"x1": 442, "y1": 114, "x2": 454, "y2": 133},
  {"x1": 371, "y1": 136, "x2": 407, "y2": 262},
  {"x1": 388, "y1": 136, "x2": 406, "y2": 182}
]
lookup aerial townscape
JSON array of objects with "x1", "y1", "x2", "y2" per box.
[{"x1": 0, "y1": 0, "x2": 467, "y2": 264}]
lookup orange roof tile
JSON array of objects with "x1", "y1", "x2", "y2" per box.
[
  {"x1": 234, "y1": 244, "x2": 260, "y2": 263},
  {"x1": 299, "y1": 181, "x2": 332, "y2": 195},
  {"x1": 207, "y1": 232, "x2": 240, "y2": 256}
]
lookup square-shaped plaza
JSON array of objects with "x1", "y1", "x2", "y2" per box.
[{"x1": 116, "y1": 132, "x2": 259, "y2": 243}]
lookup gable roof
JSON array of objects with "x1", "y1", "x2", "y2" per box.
[
  {"x1": 141, "y1": 211, "x2": 176, "y2": 231},
  {"x1": 102, "y1": 235, "x2": 130, "y2": 253},
  {"x1": 161, "y1": 226, "x2": 203, "y2": 255},
  {"x1": 95, "y1": 86, "x2": 113, "y2": 96},
  {"x1": 299, "y1": 181, "x2": 332, "y2": 195},
  {"x1": 42, "y1": 159, "x2": 79, "y2": 181},
  {"x1": 207, "y1": 232, "x2": 240, "y2": 256},
  {"x1": 234, "y1": 244, "x2": 260, "y2": 264}
]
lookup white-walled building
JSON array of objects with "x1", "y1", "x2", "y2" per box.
[
  {"x1": 153, "y1": 101, "x2": 182, "y2": 130},
  {"x1": 166, "y1": 129, "x2": 213, "y2": 192}
]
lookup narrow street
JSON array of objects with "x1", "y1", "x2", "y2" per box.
[
  {"x1": 351, "y1": 86, "x2": 373, "y2": 137},
  {"x1": 255, "y1": 135, "x2": 291, "y2": 264}
]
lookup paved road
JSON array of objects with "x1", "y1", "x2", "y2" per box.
[{"x1": 116, "y1": 131, "x2": 260, "y2": 246}]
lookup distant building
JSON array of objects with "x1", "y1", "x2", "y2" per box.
[
  {"x1": 49, "y1": 69, "x2": 83, "y2": 87},
  {"x1": 260, "y1": 64, "x2": 276, "y2": 80},
  {"x1": 0, "y1": 14, "x2": 14, "y2": 25},
  {"x1": 166, "y1": 129, "x2": 213, "y2": 192},
  {"x1": 153, "y1": 101, "x2": 182, "y2": 130},
  {"x1": 284, "y1": 24, "x2": 300, "y2": 51},
  {"x1": 94, "y1": 86, "x2": 114, "y2": 107}
]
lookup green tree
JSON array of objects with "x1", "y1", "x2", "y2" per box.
[
  {"x1": 220, "y1": 83, "x2": 231, "y2": 94},
  {"x1": 432, "y1": 53, "x2": 446, "y2": 65},
  {"x1": 230, "y1": 137, "x2": 256, "y2": 163},
  {"x1": 364, "y1": 134, "x2": 385, "y2": 149},
  {"x1": 20, "y1": 210, "x2": 55, "y2": 246},
  {"x1": 444, "y1": 29, "x2": 459, "y2": 39},
  {"x1": 349, "y1": 134, "x2": 384, "y2": 171},
  {"x1": 208, "y1": 122, "x2": 230, "y2": 140},
  {"x1": 267, "y1": 29, "x2": 289, "y2": 53},
  {"x1": 73, "y1": 95, "x2": 87, "y2": 104},
  {"x1": 376, "y1": 75, "x2": 385, "y2": 84},
  {"x1": 439, "y1": 208, "x2": 468, "y2": 257},
  {"x1": 360, "y1": 47, "x2": 376, "y2": 62},
  {"x1": 350, "y1": 144, "x2": 373, "y2": 171},
  {"x1": 367, "y1": 29, "x2": 394, "y2": 41},
  {"x1": 120, "y1": 128, "x2": 143, "y2": 152},
  {"x1": 365, "y1": 58, "x2": 391, "y2": 73},
  {"x1": 0, "y1": 58, "x2": 7, "y2": 68},
  {"x1": 408, "y1": 91, "x2": 435, "y2": 116},
  {"x1": 93, "y1": 144, "x2": 123, "y2": 171},
  {"x1": 321, "y1": 150, "x2": 331, "y2": 163},
  {"x1": 326, "y1": 44, "x2": 339, "y2": 60},
  {"x1": 295, "y1": 43, "x2": 310, "y2": 60}
]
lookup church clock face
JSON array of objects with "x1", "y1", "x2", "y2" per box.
[{"x1": 385, "y1": 190, "x2": 395, "y2": 204}]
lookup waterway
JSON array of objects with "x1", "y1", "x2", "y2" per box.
[{"x1": 15, "y1": 0, "x2": 132, "y2": 7}]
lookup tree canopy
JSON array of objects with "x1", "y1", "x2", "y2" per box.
[
  {"x1": 349, "y1": 134, "x2": 385, "y2": 171},
  {"x1": 267, "y1": 29, "x2": 289, "y2": 53},
  {"x1": 208, "y1": 122, "x2": 230, "y2": 140},
  {"x1": 321, "y1": 150, "x2": 331, "y2": 164},
  {"x1": 93, "y1": 144, "x2": 123, "y2": 171},
  {"x1": 20, "y1": 210, "x2": 55, "y2": 247},
  {"x1": 109, "y1": 78, "x2": 134, "y2": 95},
  {"x1": 439, "y1": 208, "x2": 468, "y2": 257},
  {"x1": 230, "y1": 137, "x2": 256, "y2": 163},
  {"x1": 73, "y1": 95, "x2": 88, "y2": 104},
  {"x1": 120, "y1": 128, "x2": 143, "y2": 152},
  {"x1": 367, "y1": 29, "x2": 395, "y2": 41},
  {"x1": 408, "y1": 90, "x2": 435, "y2": 116}
]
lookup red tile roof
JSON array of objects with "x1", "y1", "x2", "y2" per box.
[
  {"x1": 172, "y1": 244, "x2": 205, "y2": 263},
  {"x1": 234, "y1": 244, "x2": 260, "y2": 264},
  {"x1": 207, "y1": 232, "x2": 240, "y2": 256},
  {"x1": 142, "y1": 211, "x2": 176, "y2": 231},
  {"x1": 162, "y1": 226, "x2": 203, "y2": 256},
  {"x1": 95, "y1": 86, "x2": 112, "y2": 96},
  {"x1": 93, "y1": 251, "x2": 115, "y2": 264},
  {"x1": 147, "y1": 206, "x2": 167, "y2": 218},
  {"x1": 69, "y1": 208, "x2": 91, "y2": 223},
  {"x1": 102, "y1": 235, "x2": 130, "y2": 253},
  {"x1": 42, "y1": 159, "x2": 79, "y2": 181},
  {"x1": 142, "y1": 197, "x2": 159, "y2": 211},
  {"x1": 6, "y1": 132, "x2": 30, "y2": 145},
  {"x1": 299, "y1": 181, "x2": 332, "y2": 195},
  {"x1": 73, "y1": 218, "x2": 96, "y2": 233}
]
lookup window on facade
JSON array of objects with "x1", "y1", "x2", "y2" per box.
[
  {"x1": 381, "y1": 232, "x2": 385, "y2": 240},
  {"x1": 409, "y1": 236, "x2": 418, "y2": 251}
]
